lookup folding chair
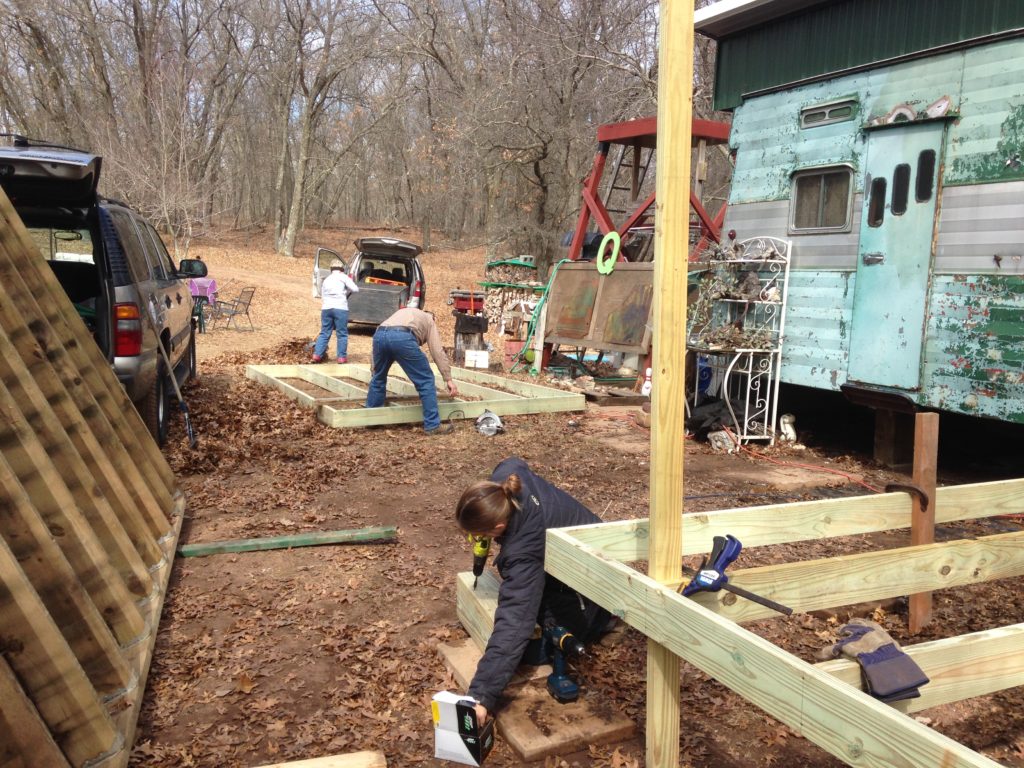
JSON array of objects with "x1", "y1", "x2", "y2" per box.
[{"x1": 211, "y1": 287, "x2": 256, "y2": 331}]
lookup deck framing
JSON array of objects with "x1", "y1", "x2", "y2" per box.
[{"x1": 246, "y1": 363, "x2": 585, "y2": 428}]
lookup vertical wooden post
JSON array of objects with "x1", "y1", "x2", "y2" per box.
[
  {"x1": 908, "y1": 412, "x2": 939, "y2": 634},
  {"x1": 648, "y1": 1, "x2": 693, "y2": 766}
]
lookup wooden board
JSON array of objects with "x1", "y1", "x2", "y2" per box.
[
  {"x1": 254, "y1": 751, "x2": 387, "y2": 768},
  {"x1": 247, "y1": 364, "x2": 585, "y2": 429},
  {"x1": 545, "y1": 262, "x2": 654, "y2": 354},
  {"x1": 438, "y1": 637, "x2": 635, "y2": 762}
]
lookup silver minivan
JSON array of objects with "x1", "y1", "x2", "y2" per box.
[
  {"x1": 313, "y1": 237, "x2": 426, "y2": 326},
  {"x1": 0, "y1": 138, "x2": 207, "y2": 445}
]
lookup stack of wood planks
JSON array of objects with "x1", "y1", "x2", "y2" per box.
[{"x1": 0, "y1": 189, "x2": 184, "y2": 768}]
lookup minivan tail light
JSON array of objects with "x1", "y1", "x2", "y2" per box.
[
  {"x1": 114, "y1": 303, "x2": 143, "y2": 356},
  {"x1": 410, "y1": 279, "x2": 422, "y2": 308}
]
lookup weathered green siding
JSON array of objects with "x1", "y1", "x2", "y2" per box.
[
  {"x1": 714, "y1": 0, "x2": 1024, "y2": 110},
  {"x1": 924, "y1": 275, "x2": 1024, "y2": 421},
  {"x1": 730, "y1": 39, "x2": 1024, "y2": 206},
  {"x1": 779, "y1": 271, "x2": 853, "y2": 390}
]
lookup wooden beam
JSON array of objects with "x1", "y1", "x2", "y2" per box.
[
  {"x1": 0, "y1": 536, "x2": 122, "y2": 767},
  {"x1": 0, "y1": 330, "x2": 166, "y2": 570},
  {"x1": 253, "y1": 751, "x2": 387, "y2": 768},
  {"x1": 0, "y1": 656, "x2": 71, "y2": 768},
  {"x1": 0, "y1": 280, "x2": 174, "y2": 543},
  {"x1": 909, "y1": 412, "x2": 939, "y2": 633},
  {"x1": 178, "y1": 526, "x2": 397, "y2": 557},
  {"x1": 648, "y1": 1, "x2": 693, "y2": 765},
  {"x1": 817, "y1": 623, "x2": 1024, "y2": 714},
  {"x1": 682, "y1": 530, "x2": 1024, "y2": 623},
  {"x1": 545, "y1": 529, "x2": 1003, "y2": 768},
  {"x1": 455, "y1": 570, "x2": 501, "y2": 652},
  {"x1": 0, "y1": 196, "x2": 179, "y2": 505},
  {"x1": 0, "y1": 455, "x2": 135, "y2": 701},
  {"x1": 0, "y1": 393, "x2": 149, "y2": 647},
  {"x1": 562, "y1": 477, "x2": 1024, "y2": 562}
]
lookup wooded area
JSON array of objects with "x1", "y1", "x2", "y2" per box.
[{"x1": 0, "y1": 0, "x2": 721, "y2": 263}]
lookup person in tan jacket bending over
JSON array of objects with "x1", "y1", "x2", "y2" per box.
[{"x1": 364, "y1": 308, "x2": 459, "y2": 434}]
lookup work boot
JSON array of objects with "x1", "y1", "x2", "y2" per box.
[{"x1": 425, "y1": 423, "x2": 454, "y2": 435}]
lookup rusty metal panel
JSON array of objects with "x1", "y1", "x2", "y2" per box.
[
  {"x1": 923, "y1": 275, "x2": 1024, "y2": 421},
  {"x1": 712, "y1": 0, "x2": 1024, "y2": 110}
]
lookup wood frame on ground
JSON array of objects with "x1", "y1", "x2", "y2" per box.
[
  {"x1": 246, "y1": 364, "x2": 585, "y2": 428},
  {"x1": 540, "y1": 480, "x2": 1024, "y2": 767}
]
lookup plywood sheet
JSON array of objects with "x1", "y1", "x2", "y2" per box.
[
  {"x1": 545, "y1": 262, "x2": 653, "y2": 353},
  {"x1": 438, "y1": 638, "x2": 635, "y2": 762}
]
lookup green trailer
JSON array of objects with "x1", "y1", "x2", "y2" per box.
[{"x1": 695, "y1": 0, "x2": 1024, "y2": 434}]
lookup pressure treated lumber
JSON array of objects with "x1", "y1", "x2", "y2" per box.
[
  {"x1": 247, "y1": 363, "x2": 584, "y2": 429},
  {"x1": 564, "y1": 476, "x2": 1024, "y2": 561},
  {"x1": 648, "y1": 4, "x2": 693, "y2": 766},
  {"x1": 817, "y1": 623, "x2": 1024, "y2": 714},
  {"x1": 455, "y1": 570, "x2": 501, "y2": 652},
  {"x1": 0, "y1": 202, "x2": 178, "y2": 507},
  {"x1": 0, "y1": 656, "x2": 71, "y2": 768},
  {"x1": 682, "y1": 529, "x2": 1024, "y2": 623},
  {"x1": 0, "y1": 536, "x2": 122, "y2": 767},
  {"x1": 439, "y1": 636, "x2": 635, "y2": 762},
  {"x1": 909, "y1": 412, "x2": 939, "y2": 633},
  {"x1": 178, "y1": 526, "x2": 398, "y2": 557},
  {"x1": 254, "y1": 751, "x2": 387, "y2": 768},
  {"x1": 0, "y1": 454, "x2": 136, "y2": 701},
  {"x1": 545, "y1": 529, "x2": 1003, "y2": 768}
]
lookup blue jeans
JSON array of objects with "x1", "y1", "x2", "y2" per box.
[
  {"x1": 365, "y1": 326, "x2": 441, "y2": 431},
  {"x1": 314, "y1": 308, "x2": 349, "y2": 359}
]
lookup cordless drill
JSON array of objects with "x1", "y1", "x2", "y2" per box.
[
  {"x1": 471, "y1": 536, "x2": 491, "y2": 589},
  {"x1": 544, "y1": 625, "x2": 585, "y2": 703}
]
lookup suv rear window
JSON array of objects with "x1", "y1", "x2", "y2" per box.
[{"x1": 357, "y1": 258, "x2": 409, "y2": 284}]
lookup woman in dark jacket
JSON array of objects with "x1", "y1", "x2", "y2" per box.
[{"x1": 455, "y1": 456, "x2": 611, "y2": 722}]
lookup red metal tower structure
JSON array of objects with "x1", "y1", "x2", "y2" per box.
[{"x1": 566, "y1": 116, "x2": 731, "y2": 262}]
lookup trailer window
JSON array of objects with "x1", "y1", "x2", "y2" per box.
[
  {"x1": 916, "y1": 150, "x2": 936, "y2": 202},
  {"x1": 790, "y1": 167, "x2": 853, "y2": 233},
  {"x1": 800, "y1": 99, "x2": 857, "y2": 129},
  {"x1": 891, "y1": 164, "x2": 910, "y2": 216},
  {"x1": 867, "y1": 176, "x2": 887, "y2": 227}
]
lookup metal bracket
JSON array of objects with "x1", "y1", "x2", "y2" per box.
[{"x1": 885, "y1": 482, "x2": 930, "y2": 513}]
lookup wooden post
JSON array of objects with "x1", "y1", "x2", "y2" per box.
[
  {"x1": 909, "y1": 412, "x2": 939, "y2": 634},
  {"x1": 648, "y1": 1, "x2": 693, "y2": 766}
]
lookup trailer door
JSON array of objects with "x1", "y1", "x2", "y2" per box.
[{"x1": 848, "y1": 121, "x2": 945, "y2": 389}]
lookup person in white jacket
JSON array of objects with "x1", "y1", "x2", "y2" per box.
[{"x1": 312, "y1": 259, "x2": 359, "y2": 363}]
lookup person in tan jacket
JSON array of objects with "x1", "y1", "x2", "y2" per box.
[{"x1": 365, "y1": 308, "x2": 459, "y2": 433}]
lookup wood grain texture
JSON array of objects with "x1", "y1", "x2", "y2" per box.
[
  {"x1": 254, "y1": 751, "x2": 387, "y2": 768},
  {"x1": 909, "y1": 412, "x2": 939, "y2": 633},
  {"x1": 563, "y1": 477, "x2": 1024, "y2": 562},
  {"x1": 455, "y1": 570, "x2": 499, "y2": 652},
  {"x1": 0, "y1": 655, "x2": 72, "y2": 768},
  {"x1": 817, "y1": 623, "x2": 1024, "y2": 713},
  {"x1": 545, "y1": 529, "x2": 1002, "y2": 768},
  {"x1": 683, "y1": 529, "x2": 1024, "y2": 623},
  {"x1": 647, "y1": 2, "x2": 694, "y2": 766}
]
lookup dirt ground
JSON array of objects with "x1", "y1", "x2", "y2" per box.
[{"x1": 131, "y1": 229, "x2": 1024, "y2": 768}]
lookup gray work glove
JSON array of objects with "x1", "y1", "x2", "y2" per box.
[{"x1": 817, "y1": 618, "x2": 929, "y2": 703}]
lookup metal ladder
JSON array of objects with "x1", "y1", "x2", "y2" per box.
[{"x1": 601, "y1": 142, "x2": 656, "y2": 261}]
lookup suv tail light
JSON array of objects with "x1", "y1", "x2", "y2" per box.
[
  {"x1": 114, "y1": 303, "x2": 143, "y2": 356},
  {"x1": 410, "y1": 279, "x2": 423, "y2": 308}
]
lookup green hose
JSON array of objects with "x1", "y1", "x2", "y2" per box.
[{"x1": 510, "y1": 258, "x2": 572, "y2": 375}]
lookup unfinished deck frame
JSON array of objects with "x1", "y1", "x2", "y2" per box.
[
  {"x1": 0, "y1": 190, "x2": 183, "y2": 768},
  {"x1": 541, "y1": 479, "x2": 1024, "y2": 767},
  {"x1": 245, "y1": 363, "x2": 585, "y2": 428}
]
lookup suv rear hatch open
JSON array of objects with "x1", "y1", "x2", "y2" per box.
[{"x1": 339, "y1": 237, "x2": 425, "y2": 326}]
